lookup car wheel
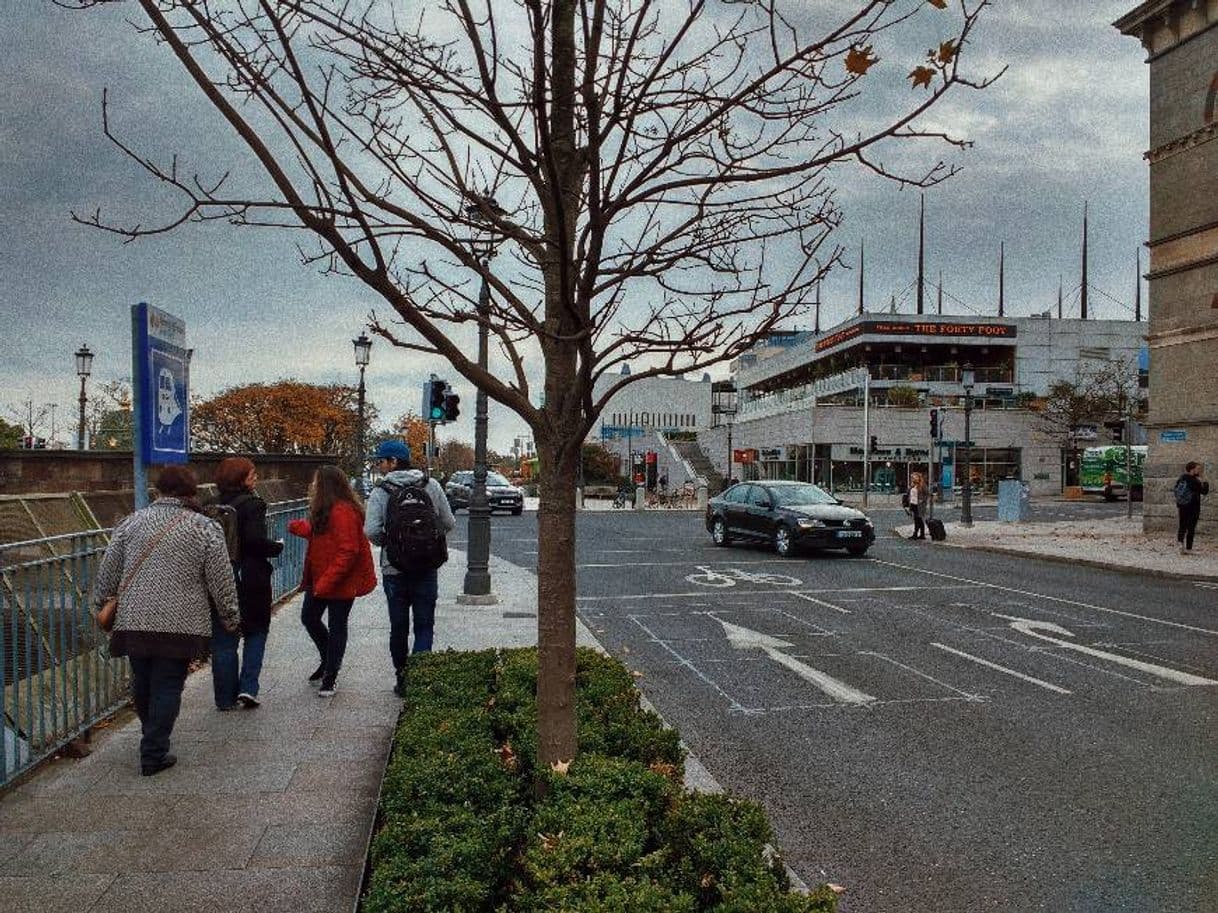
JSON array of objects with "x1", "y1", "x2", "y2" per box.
[
  {"x1": 711, "y1": 517, "x2": 731, "y2": 547},
  {"x1": 847, "y1": 544, "x2": 870, "y2": 557},
  {"x1": 774, "y1": 524, "x2": 793, "y2": 557}
]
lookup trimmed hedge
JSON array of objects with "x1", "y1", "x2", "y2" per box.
[{"x1": 362, "y1": 647, "x2": 836, "y2": 913}]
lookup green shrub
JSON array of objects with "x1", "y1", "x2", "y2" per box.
[{"x1": 511, "y1": 873, "x2": 698, "y2": 913}]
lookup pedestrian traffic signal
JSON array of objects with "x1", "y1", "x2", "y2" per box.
[
  {"x1": 869, "y1": 435, "x2": 878, "y2": 454},
  {"x1": 428, "y1": 379, "x2": 447, "y2": 421},
  {"x1": 929, "y1": 408, "x2": 939, "y2": 438},
  {"x1": 442, "y1": 386, "x2": 460, "y2": 422}
]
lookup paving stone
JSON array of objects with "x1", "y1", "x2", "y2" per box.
[
  {"x1": 87, "y1": 760, "x2": 299, "y2": 797},
  {"x1": 0, "y1": 793, "x2": 177, "y2": 832},
  {"x1": 249, "y1": 820, "x2": 370, "y2": 868},
  {"x1": 87, "y1": 866, "x2": 362, "y2": 913},
  {"x1": 0, "y1": 831, "x2": 114, "y2": 876},
  {"x1": 287, "y1": 760, "x2": 384, "y2": 797},
  {"x1": 0, "y1": 874, "x2": 116, "y2": 913},
  {"x1": 161, "y1": 791, "x2": 375, "y2": 831}
]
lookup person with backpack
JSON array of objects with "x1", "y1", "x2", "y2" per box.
[
  {"x1": 288, "y1": 466, "x2": 377, "y2": 697},
  {"x1": 1174, "y1": 461, "x2": 1209, "y2": 555},
  {"x1": 364, "y1": 440, "x2": 455, "y2": 696},
  {"x1": 208, "y1": 457, "x2": 284, "y2": 709}
]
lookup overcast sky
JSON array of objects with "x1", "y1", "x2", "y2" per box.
[{"x1": 0, "y1": 1, "x2": 1149, "y2": 452}]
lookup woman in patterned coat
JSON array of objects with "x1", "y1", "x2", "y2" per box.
[{"x1": 95, "y1": 465, "x2": 240, "y2": 776}]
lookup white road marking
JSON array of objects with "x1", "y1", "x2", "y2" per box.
[
  {"x1": 717, "y1": 618, "x2": 876, "y2": 705},
  {"x1": 581, "y1": 558, "x2": 805, "y2": 569},
  {"x1": 629, "y1": 615, "x2": 746, "y2": 712},
  {"x1": 870, "y1": 558, "x2": 1218, "y2": 637},
  {"x1": 860, "y1": 651, "x2": 984, "y2": 701},
  {"x1": 930, "y1": 642, "x2": 1072, "y2": 694},
  {"x1": 996, "y1": 615, "x2": 1218, "y2": 687},
  {"x1": 790, "y1": 592, "x2": 853, "y2": 614}
]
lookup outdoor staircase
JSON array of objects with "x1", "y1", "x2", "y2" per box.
[{"x1": 672, "y1": 439, "x2": 723, "y2": 491}]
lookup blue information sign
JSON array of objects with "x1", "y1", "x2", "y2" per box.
[
  {"x1": 1160, "y1": 430, "x2": 1187, "y2": 443},
  {"x1": 134, "y1": 303, "x2": 190, "y2": 465},
  {"x1": 600, "y1": 424, "x2": 645, "y2": 440}
]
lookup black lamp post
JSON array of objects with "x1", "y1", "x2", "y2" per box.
[
  {"x1": 461, "y1": 196, "x2": 503, "y2": 602},
  {"x1": 74, "y1": 344, "x2": 94, "y2": 450},
  {"x1": 961, "y1": 363, "x2": 975, "y2": 528},
  {"x1": 353, "y1": 332, "x2": 372, "y2": 485}
]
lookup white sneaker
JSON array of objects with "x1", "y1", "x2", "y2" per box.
[
  {"x1": 236, "y1": 692, "x2": 261, "y2": 708},
  {"x1": 318, "y1": 680, "x2": 336, "y2": 698}
]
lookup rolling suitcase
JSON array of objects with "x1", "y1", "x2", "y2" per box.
[{"x1": 927, "y1": 518, "x2": 946, "y2": 542}]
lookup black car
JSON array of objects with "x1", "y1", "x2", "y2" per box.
[
  {"x1": 445, "y1": 470, "x2": 524, "y2": 515},
  {"x1": 705, "y1": 481, "x2": 875, "y2": 557}
]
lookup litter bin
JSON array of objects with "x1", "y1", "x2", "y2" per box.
[{"x1": 997, "y1": 479, "x2": 1030, "y2": 522}]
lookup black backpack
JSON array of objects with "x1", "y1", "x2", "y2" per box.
[
  {"x1": 203, "y1": 493, "x2": 251, "y2": 564},
  {"x1": 380, "y1": 479, "x2": 448, "y2": 572},
  {"x1": 1174, "y1": 477, "x2": 1194, "y2": 508}
]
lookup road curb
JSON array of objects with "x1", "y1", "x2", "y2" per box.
[{"x1": 889, "y1": 527, "x2": 1218, "y2": 582}]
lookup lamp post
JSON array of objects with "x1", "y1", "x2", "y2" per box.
[
  {"x1": 461, "y1": 196, "x2": 504, "y2": 603},
  {"x1": 74, "y1": 344, "x2": 94, "y2": 450},
  {"x1": 960, "y1": 363, "x2": 975, "y2": 528},
  {"x1": 724, "y1": 413, "x2": 736, "y2": 488},
  {"x1": 353, "y1": 332, "x2": 372, "y2": 487}
]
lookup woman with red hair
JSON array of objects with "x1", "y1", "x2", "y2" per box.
[
  {"x1": 210, "y1": 456, "x2": 283, "y2": 709},
  {"x1": 288, "y1": 465, "x2": 377, "y2": 696}
]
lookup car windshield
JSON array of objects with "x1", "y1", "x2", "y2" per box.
[
  {"x1": 487, "y1": 472, "x2": 512, "y2": 487},
  {"x1": 768, "y1": 484, "x2": 838, "y2": 507}
]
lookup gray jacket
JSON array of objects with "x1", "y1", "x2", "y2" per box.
[
  {"x1": 364, "y1": 470, "x2": 455, "y2": 576},
  {"x1": 94, "y1": 499, "x2": 240, "y2": 637}
]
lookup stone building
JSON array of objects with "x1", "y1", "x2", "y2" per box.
[{"x1": 1117, "y1": 0, "x2": 1218, "y2": 536}]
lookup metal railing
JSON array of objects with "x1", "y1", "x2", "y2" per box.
[{"x1": 0, "y1": 499, "x2": 308, "y2": 786}]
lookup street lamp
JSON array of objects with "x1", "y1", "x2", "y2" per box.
[
  {"x1": 724, "y1": 411, "x2": 737, "y2": 489},
  {"x1": 461, "y1": 195, "x2": 505, "y2": 603},
  {"x1": 74, "y1": 344, "x2": 94, "y2": 450},
  {"x1": 960, "y1": 363, "x2": 975, "y2": 528},
  {"x1": 353, "y1": 332, "x2": 372, "y2": 486}
]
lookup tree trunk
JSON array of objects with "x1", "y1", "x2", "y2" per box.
[{"x1": 534, "y1": 434, "x2": 580, "y2": 766}]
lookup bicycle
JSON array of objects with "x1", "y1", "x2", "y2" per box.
[{"x1": 684, "y1": 565, "x2": 803, "y2": 588}]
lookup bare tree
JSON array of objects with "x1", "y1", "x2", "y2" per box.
[
  {"x1": 68, "y1": 0, "x2": 997, "y2": 765},
  {"x1": 1036, "y1": 357, "x2": 1143, "y2": 452}
]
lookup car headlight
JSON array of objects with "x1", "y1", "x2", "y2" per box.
[{"x1": 797, "y1": 518, "x2": 826, "y2": 529}]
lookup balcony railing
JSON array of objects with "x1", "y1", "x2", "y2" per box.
[{"x1": 0, "y1": 499, "x2": 307, "y2": 786}]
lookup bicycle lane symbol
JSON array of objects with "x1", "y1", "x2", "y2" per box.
[{"x1": 684, "y1": 566, "x2": 803, "y2": 588}]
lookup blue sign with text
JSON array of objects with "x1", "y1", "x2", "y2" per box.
[
  {"x1": 135, "y1": 303, "x2": 190, "y2": 465},
  {"x1": 1159, "y1": 430, "x2": 1187, "y2": 443}
]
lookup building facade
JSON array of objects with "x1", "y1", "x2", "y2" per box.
[
  {"x1": 696, "y1": 313, "x2": 1145, "y2": 497},
  {"x1": 1117, "y1": 0, "x2": 1218, "y2": 536},
  {"x1": 591, "y1": 367, "x2": 713, "y2": 437}
]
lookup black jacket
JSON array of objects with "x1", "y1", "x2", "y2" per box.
[
  {"x1": 1176, "y1": 474, "x2": 1209, "y2": 512},
  {"x1": 218, "y1": 489, "x2": 283, "y2": 633}
]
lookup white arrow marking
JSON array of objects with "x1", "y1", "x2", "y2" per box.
[
  {"x1": 996, "y1": 615, "x2": 1218, "y2": 687},
  {"x1": 718, "y1": 619, "x2": 875, "y2": 705}
]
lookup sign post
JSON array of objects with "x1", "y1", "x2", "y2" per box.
[{"x1": 131, "y1": 303, "x2": 190, "y2": 509}]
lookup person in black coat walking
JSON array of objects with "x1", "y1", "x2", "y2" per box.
[
  {"x1": 210, "y1": 457, "x2": 283, "y2": 708},
  {"x1": 1175, "y1": 461, "x2": 1209, "y2": 555}
]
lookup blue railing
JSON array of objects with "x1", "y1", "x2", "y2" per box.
[{"x1": 0, "y1": 499, "x2": 308, "y2": 786}]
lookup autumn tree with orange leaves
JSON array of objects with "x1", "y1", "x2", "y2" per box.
[
  {"x1": 76, "y1": 0, "x2": 997, "y2": 768},
  {"x1": 192, "y1": 381, "x2": 377, "y2": 474}
]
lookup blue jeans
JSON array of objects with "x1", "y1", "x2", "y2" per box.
[
  {"x1": 382, "y1": 569, "x2": 438, "y2": 673},
  {"x1": 300, "y1": 591, "x2": 354, "y2": 680},
  {"x1": 129, "y1": 656, "x2": 189, "y2": 768},
  {"x1": 211, "y1": 613, "x2": 268, "y2": 706}
]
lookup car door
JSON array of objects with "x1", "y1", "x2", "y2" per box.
[
  {"x1": 720, "y1": 485, "x2": 751, "y2": 536},
  {"x1": 743, "y1": 484, "x2": 776, "y2": 541}
]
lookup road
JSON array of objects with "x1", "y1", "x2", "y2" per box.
[{"x1": 453, "y1": 501, "x2": 1218, "y2": 913}]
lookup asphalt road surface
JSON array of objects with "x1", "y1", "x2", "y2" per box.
[{"x1": 454, "y1": 501, "x2": 1217, "y2": 913}]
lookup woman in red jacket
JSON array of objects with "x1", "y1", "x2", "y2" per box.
[{"x1": 288, "y1": 465, "x2": 377, "y2": 697}]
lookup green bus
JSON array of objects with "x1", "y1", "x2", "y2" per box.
[{"x1": 1080, "y1": 445, "x2": 1147, "y2": 501}]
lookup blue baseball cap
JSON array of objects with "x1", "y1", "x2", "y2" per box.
[{"x1": 373, "y1": 440, "x2": 411, "y2": 462}]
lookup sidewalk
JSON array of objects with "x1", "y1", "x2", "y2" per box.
[
  {"x1": 894, "y1": 516, "x2": 1218, "y2": 579},
  {"x1": 0, "y1": 550, "x2": 600, "y2": 913}
]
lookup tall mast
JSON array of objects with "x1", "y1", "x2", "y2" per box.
[
  {"x1": 858, "y1": 241, "x2": 865, "y2": 315},
  {"x1": 917, "y1": 194, "x2": 925, "y2": 315},
  {"x1": 938, "y1": 271, "x2": 943, "y2": 315},
  {"x1": 998, "y1": 241, "x2": 1005, "y2": 317},
  {"x1": 1135, "y1": 248, "x2": 1142, "y2": 321},
  {"x1": 1081, "y1": 202, "x2": 1089, "y2": 319},
  {"x1": 814, "y1": 278, "x2": 822, "y2": 333},
  {"x1": 1057, "y1": 275, "x2": 1063, "y2": 319}
]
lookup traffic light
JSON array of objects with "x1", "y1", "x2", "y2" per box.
[
  {"x1": 428, "y1": 379, "x2": 447, "y2": 422},
  {"x1": 869, "y1": 434, "x2": 878, "y2": 454},
  {"x1": 1107, "y1": 421, "x2": 1124, "y2": 443},
  {"x1": 929, "y1": 408, "x2": 939, "y2": 438},
  {"x1": 442, "y1": 385, "x2": 460, "y2": 422}
]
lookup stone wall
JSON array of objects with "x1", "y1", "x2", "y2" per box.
[{"x1": 0, "y1": 450, "x2": 329, "y2": 498}]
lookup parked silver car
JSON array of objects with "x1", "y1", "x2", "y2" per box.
[{"x1": 445, "y1": 470, "x2": 524, "y2": 515}]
